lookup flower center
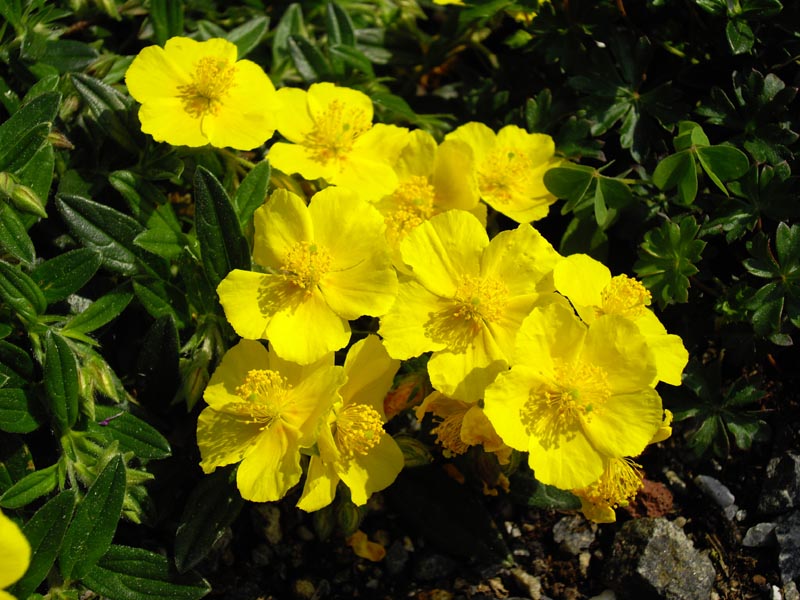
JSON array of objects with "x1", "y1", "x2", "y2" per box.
[
  {"x1": 382, "y1": 175, "x2": 436, "y2": 245},
  {"x1": 600, "y1": 274, "x2": 651, "y2": 318},
  {"x1": 431, "y1": 407, "x2": 470, "y2": 457},
  {"x1": 335, "y1": 403, "x2": 385, "y2": 459},
  {"x1": 280, "y1": 241, "x2": 332, "y2": 294},
  {"x1": 453, "y1": 275, "x2": 508, "y2": 326},
  {"x1": 227, "y1": 369, "x2": 291, "y2": 429},
  {"x1": 305, "y1": 100, "x2": 371, "y2": 164},
  {"x1": 477, "y1": 146, "x2": 531, "y2": 204},
  {"x1": 577, "y1": 457, "x2": 644, "y2": 509},
  {"x1": 520, "y1": 360, "x2": 611, "y2": 447},
  {"x1": 177, "y1": 56, "x2": 237, "y2": 119}
]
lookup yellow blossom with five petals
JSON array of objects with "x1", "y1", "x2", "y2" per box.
[
  {"x1": 125, "y1": 37, "x2": 279, "y2": 149},
  {"x1": 196, "y1": 340, "x2": 345, "y2": 502},
  {"x1": 445, "y1": 122, "x2": 561, "y2": 223},
  {"x1": 298, "y1": 335, "x2": 404, "y2": 511},
  {"x1": 378, "y1": 209, "x2": 561, "y2": 402},
  {"x1": 269, "y1": 82, "x2": 409, "y2": 201},
  {"x1": 553, "y1": 253, "x2": 688, "y2": 386},
  {"x1": 217, "y1": 188, "x2": 398, "y2": 365},
  {"x1": 483, "y1": 300, "x2": 664, "y2": 490}
]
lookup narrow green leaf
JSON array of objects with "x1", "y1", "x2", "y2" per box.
[
  {"x1": 56, "y1": 194, "x2": 144, "y2": 276},
  {"x1": 82, "y1": 545, "x2": 210, "y2": 600},
  {"x1": 326, "y1": 2, "x2": 356, "y2": 47},
  {"x1": 287, "y1": 35, "x2": 330, "y2": 82},
  {"x1": 0, "y1": 92, "x2": 59, "y2": 171},
  {"x1": 227, "y1": 15, "x2": 269, "y2": 58},
  {"x1": 0, "y1": 122, "x2": 50, "y2": 173},
  {"x1": 174, "y1": 468, "x2": 244, "y2": 573},
  {"x1": 775, "y1": 221, "x2": 800, "y2": 268},
  {"x1": 64, "y1": 288, "x2": 133, "y2": 334},
  {"x1": 726, "y1": 19, "x2": 754, "y2": 55},
  {"x1": 0, "y1": 260, "x2": 47, "y2": 322},
  {"x1": 44, "y1": 331, "x2": 79, "y2": 431},
  {"x1": 17, "y1": 143, "x2": 54, "y2": 206},
  {"x1": 233, "y1": 160, "x2": 271, "y2": 228},
  {"x1": 59, "y1": 454, "x2": 126, "y2": 579},
  {"x1": 194, "y1": 167, "x2": 250, "y2": 287},
  {"x1": 133, "y1": 280, "x2": 186, "y2": 328},
  {"x1": 136, "y1": 315, "x2": 180, "y2": 405},
  {"x1": 328, "y1": 44, "x2": 374, "y2": 77},
  {"x1": 0, "y1": 203, "x2": 35, "y2": 266},
  {"x1": 69, "y1": 73, "x2": 138, "y2": 154},
  {"x1": 32, "y1": 248, "x2": 102, "y2": 304},
  {"x1": 13, "y1": 490, "x2": 77, "y2": 598},
  {"x1": 88, "y1": 405, "x2": 171, "y2": 460},
  {"x1": 677, "y1": 153, "x2": 698, "y2": 204},
  {"x1": 0, "y1": 340, "x2": 33, "y2": 385},
  {"x1": 272, "y1": 3, "x2": 306, "y2": 67},
  {"x1": 133, "y1": 228, "x2": 188, "y2": 260},
  {"x1": 149, "y1": 0, "x2": 184, "y2": 46},
  {"x1": 40, "y1": 39, "x2": 98, "y2": 73},
  {"x1": 0, "y1": 388, "x2": 40, "y2": 433},
  {"x1": 0, "y1": 463, "x2": 58, "y2": 509}
]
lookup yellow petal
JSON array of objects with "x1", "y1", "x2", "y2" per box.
[
  {"x1": 125, "y1": 44, "x2": 187, "y2": 105},
  {"x1": 582, "y1": 315, "x2": 657, "y2": 393},
  {"x1": 297, "y1": 454, "x2": 339, "y2": 512},
  {"x1": 584, "y1": 389, "x2": 663, "y2": 458},
  {"x1": 268, "y1": 141, "x2": 335, "y2": 181},
  {"x1": 527, "y1": 420, "x2": 605, "y2": 490},
  {"x1": 330, "y1": 153, "x2": 399, "y2": 202},
  {"x1": 266, "y1": 290, "x2": 351, "y2": 364},
  {"x1": 341, "y1": 336, "x2": 399, "y2": 416},
  {"x1": 236, "y1": 424, "x2": 304, "y2": 502},
  {"x1": 306, "y1": 82, "x2": 373, "y2": 123},
  {"x1": 196, "y1": 407, "x2": 263, "y2": 473},
  {"x1": 513, "y1": 300, "x2": 583, "y2": 371},
  {"x1": 137, "y1": 99, "x2": 209, "y2": 147},
  {"x1": 339, "y1": 433, "x2": 404, "y2": 505},
  {"x1": 428, "y1": 328, "x2": 507, "y2": 402},
  {"x1": 346, "y1": 530, "x2": 386, "y2": 562},
  {"x1": 445, "y1": 121, "x2": 495, "y2": 164},
  {"x1": 216, "y1": 270, "x2": 272, "y2": 340},
  {"x1": 483, "y1": 368, "x2": 537, "y2": 452},
  {"x1": 378, "y1": 279, "x2": 450, "y2": 359},
  {"x1": 553, "y1": 254, "x2": 610, "y2": 319},
  {"x1": 432, "y1": 139, "x2": 480, "y2": 211},
  {"x1": 204, "y1": 339, "x2": 270, "y2": 408},
  {"x1": 399, "y1": 210, "x2": 487, "y2": 298},
  {"x1": 253, "y1": 189, "x2": 314, "y2": 270},
  {"x1": 0, "y1": 510, "x2": 30, "y2": 589},
  {"x1": 273, "y1": 86, "x2": 313, "y2": 142},
  {"x1": 282, "y1": 364, "x2": 345, "y2": 443},
  {"x1": 395, "y1": 129, "x2": 437, "y2": 179}
]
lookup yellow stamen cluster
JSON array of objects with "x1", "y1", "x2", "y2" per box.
[
  {"x1": 521, "y1": 360, "x2": 611, "y2": 445},
  {"x1": 177, "y1": 56, "x2": 237, "y2": 119},
  {"x1": 229, "y1": 369, "x2": 291, "y2": 429},
  {"x1": 477, "y1": 147, "x2": 531, "y2": 203},
  {"x1": 305, "y1": 100, "x2": 371, "y2": 163},
  {"x1": 335, "y1": 403, "x2": 385, "y2": 459},
  {"x1": 600, "y1": 274, "x2": 651, "y2": 318},
  {"x1": 384, "y1": 176, "x2": 436, "y2": 243},
  {"x1": 453, "y1": 275, "x2": 508, "y2": 327},
  {"x1": 431, "y1": 407, "x2": 470, "y2": 456},
  {"x1": 578, "y1": 457, "x2": 644, "y2": 509},
  {"x1": 281, "y1": 241, "x2": 332, "y2": 294}
]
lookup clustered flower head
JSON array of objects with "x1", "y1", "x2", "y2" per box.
[{"x1": 126, "y1": 36, "x2": 689, "y2": 525}]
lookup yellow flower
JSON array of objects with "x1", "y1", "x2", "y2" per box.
[
  {"x1": 553, "y1": 253, "x2": 688, "y2": 386},
  {"x1": 375, "y1": 130, "x2": 483, "y2": 268},
  {"x1": 196, "y1": 339, "x2": 345, "y2": 502},
  {"x1": 445, "y1": 122, "x2": 561, "y2": 223},
  {"x1": 217, "y1": 188, "x2": 398, "y2": 364},
  {"x1": 416, "y1": 391, "x2": 512, "y2": 464},
  {"x1": 483, "y1": 300, "x2": 664, "y2": 490},
  {"x1": 298, "y1": 335, "x2": 404, "y2": 511},
  {"x1": 0, "y1": 509, "x2": 30, "y2": 600},
  {"x1": 378, "y1": 209, "x2": 561, "y2": 401},
  {"x1": 125, "y1": 37, "x2": 278, "y2": 149},
  {"x1": 573, "y1": 457, "x2": 645, "y2": 523},
  {"x1": 269, "y1": 83, "x2": 409, "y2": 201}
]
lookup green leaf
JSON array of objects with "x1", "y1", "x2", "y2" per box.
[
  {"x1": 59, "y1": 454, "x2": 126, "y2": 579},
  {"x1": 774, "y1": 221, "x2": 800, "y2": 269},
  {"x1": 149, "y1": 0, "x2": 184, "y2": 46},
  {"x1": 69, "y1": 73, "x2": 138, "y2": 154},
  {"x1": 136, "y1": 315, "x2": 180, "y2": 405},
  {"x1": 0, "y1": 92, "x2": 59, "y2": 173},
  {"x1": 133, "y1": 227, "x2": 188, "y2": 261},
  {"x1": 227, "y1": 15, "x2": 269, "y2": 58},
  {"x1": 17, "y1": 143, "x2": 54, "y2": 207},
  {"x1": 673, "y1": 120, "x2": 709, "y2": 151},
  {"x1": 174, "y1": 467, "x2": 244, "y2": 573},
  {"x1": 13, "y1": 490, "x2": 77, "y2": 598},
  {"x1": 31, "y1": 248, "x2": 102, "y2": 304},
  {"x1": 0, "y1": 462, "x2": 58, "y2": 509},
  {"x1": 64, "y1": 287, "x2": 134, "y2": 335},
  {"x1": 634, "y1": 217, "x2": 707, "y2": 305},
  {"x1": 687, "y1": 414, "x2": 727, "y2": 457},
  {"x1": 543, "y1": 164, "x2": 595, "y2": 207},
  {"x1": 272, "y1": 3, "x2": 306, "y2": 68},
  {"x1": 44, "y1": 331, "x2": 79, "y2": 431},
  {"x1": 0, "y1": 388, "x2": 40, "y2": 433},
  {"x1": 0, "y1": 260, "x2": 47, "y2": 322},
  {"x1": 593, "y1": 179, "x2": 609, "y2": 227},
  {"x1": 56, "y1": 194, "x2": 144, "y2": 276},
  {"x1": 82, "y1": 545, "x2": 210, "y2": 600},
  {"x1": 725, "y1": 414, "x2": 768, "y2": 450},
  {"x1": 0, "y1": 340, "x2": 33, "y2": 387},
  {"x1": 40, "y1": 39, "x2": 98, "y2": 73},
  {"x1": 726, "y1": 19, "x2": 754, "y2": 54},
  {"x1": 325, "y1": 2, "x2": 356, "y2": 47},
  {"x1": 695, "y1": 145, "x2": 750, "y2": 195},
  {"x1": 0, "y1": 203, "x2": 35, "y2": 266},
  {"x1": 287, "y1": 35, "x2": 330, "y2": 82},
  {"x1": 133, "y1": 280, "x2": 186, "y2": 329},
  {"x1": 233, "y1": 160, "x2": 271, "y2": 228},
  {"x1": 328, "y1": 44, "x2": 374, "y2": 77},
  {"x1": 509, "y1": 469, "x2": 581, "y2": 510},
  {"x1": 653, "y1": 150, "x2": 698, "y2": 204},
  {"x1": 88, "y1": 405, "x2": 171, "y2": 460},
  {"x1": 194, "y1": 167, "x2": 250, "y2": 288}
]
